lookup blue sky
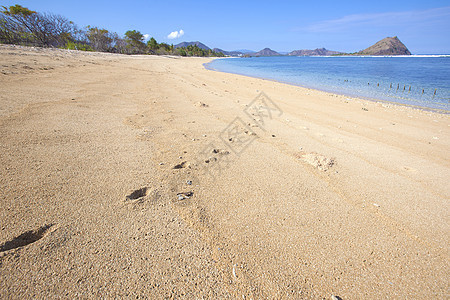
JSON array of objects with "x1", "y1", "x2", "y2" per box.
[{"x1": 2, "y1": 0, "x2": 450, "y2": 53}]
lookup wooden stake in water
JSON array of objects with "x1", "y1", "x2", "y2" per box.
[
  {"x1": 397, "y1": 84, "x2": 399, "y2": 90},
  {"x1": 434, "y1": 89, "x2": 437, "y2": 96},
  {"x1": 409, "y1": 86, "x2": 411, "y2": 92},
  {"x1": 422, "y1": 89, "x2": 424, "y2": 94},
  {"x1": 390, "y1": 83, "x2": 392, "y2": 89}
]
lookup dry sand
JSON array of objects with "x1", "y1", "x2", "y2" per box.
[{"x1": 0, "y1": 45, "x2": 448, "y2": 299}]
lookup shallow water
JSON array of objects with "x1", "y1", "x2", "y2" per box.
[{"x1": 206, "y1": 56, "x2": 450, "y2": 111}]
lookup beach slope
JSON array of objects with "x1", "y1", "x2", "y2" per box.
[{"x1": 0, "y1": 45, "x2": 448, "y2": 298}]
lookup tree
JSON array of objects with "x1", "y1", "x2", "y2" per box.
[
  {"x1": 0, "y1": 5, "x2": 77, "y2": 47},
  {"x1": 159, "y1": 42, "x2": 170, "y2": 50},
  {"x1": 108, "y1": 32, "x2": 126, "y2": 53},
  {"x1": 2, "y1": 4, "x2": 35, "y2": 16},
  {"x1": 124, "y1": 29, "x2": 145, "y2": 53},
  {"x1": 147, "y1": 37, "x2": 158, "y2": 50},
  {"x1": 155, "y1": 42, "x2": 171, "y2": 55},
  {"x1": 87, "y1": 26, "x2": 113, "y2": 52},
  {"x1": 1, "y1": 5, "x2": 38, "y2": 45}
]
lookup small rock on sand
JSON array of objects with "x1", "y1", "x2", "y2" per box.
[
  {"x1": 195, "y1": 101, "x2": 209, "y2": 108},
  {"x1": 176, "y1": 191, "x2": 193, "y2": 201}
]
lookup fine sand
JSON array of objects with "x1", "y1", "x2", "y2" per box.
[{"x1": 0, "y1": 45, "x2": 448, "y2": 299}]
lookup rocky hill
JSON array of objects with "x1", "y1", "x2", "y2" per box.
[
  {"x1": 358, "y1": 36, "x2": 411, "y2": 55},
  {"x1": 174, "y1": 41, "x2": 210, "y2": 50},
  {"x1": 288, "y1": 48, "x2": 341, "y2": 56},
  {"x1": 249, "y1": 48, "x2": 280, "y2": 57}
]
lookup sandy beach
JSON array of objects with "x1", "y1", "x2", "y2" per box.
[{"x1": 0, "y1": 45, "x2": 448, "y2": 298}]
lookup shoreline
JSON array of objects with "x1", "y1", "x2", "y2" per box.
[
  {"x1": 204, "y1": 57, "x2": 449, "y2": 114},
  {"x1": 1, "y1": 46, "x2": 449, "y2": 298}
]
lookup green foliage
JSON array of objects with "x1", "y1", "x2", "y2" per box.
[
  {"x1": 65, "y1": 41, "x2": 92, "y2": 51},
  {"x1": 172, "y1": 44, "x2": 225, "y2": 57},
  {"x1": 159, "y1": 43, "x2": 171, "y2": 51},
  {"x1": 2, "y1": 5, "x2": 35, "y2": 16},
  {"x1": 124, "y1": 30, "x2": 145, "y2": 53},
  {"x1": 125, "y1": 30, "x2": 144, "y2": 43},
  {"x1": 147, "y1": 37, "x2": 158, "y2": 50}
]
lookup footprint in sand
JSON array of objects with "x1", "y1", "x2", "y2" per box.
[
  {"x1": 173, "y1": 161, "x2": 189, "y2": 169},
  {"x1": 126, "y1": 187, "x2": 150, "y2": 201},
  {"x1": 167, "y1": 173, "x2": 200, "y2": 207},
  {"x1": 124, "y1": 187, "x2": 159, "y2": 207},
  {"x1": 0, "y1": 224, "x2": 55, "y2": 253},
  {"x1": 296, "y1": 152, "x2": 335, "y2": 171}
]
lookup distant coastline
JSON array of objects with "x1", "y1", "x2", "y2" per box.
[
  {"x1": 329, "y1": 54, "x2": 450, "y2": 57},
  {"x1": 205, "y1": 56, "x2": 450, "y2": 112}
]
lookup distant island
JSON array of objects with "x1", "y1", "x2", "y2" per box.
[
  {"x1": 288, "y1": 48, "x2": 342, "y2": 56},
  {"x1": 206, "y1": 37, "x2": 411, "y2": 57},
  {"x1": 247, "y1": 48, "x2": 281, "y2": 57},
  {"x1": 356, "y1": 36, "x2": 411, "y2": 56}
]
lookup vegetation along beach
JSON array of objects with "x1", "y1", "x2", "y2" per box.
[{"x1": 1, "y1": 2, "x2": 449, "y2": 299}]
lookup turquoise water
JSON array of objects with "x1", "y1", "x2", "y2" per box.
[{"x1": 206, "y1": 56, "x2": 450, "y2": 111}]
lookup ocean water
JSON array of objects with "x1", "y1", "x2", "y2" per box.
[{"x1": 205, "y1": 56, "x2": 450, "y2": 111}]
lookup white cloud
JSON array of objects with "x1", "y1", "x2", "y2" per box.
[
  {"x1": 298, "y1": 6, "x2": 450, "y2": 33},
  {"x1": 167, "y1": 29, "x2": 184, "y2": 39},
  {"x1": 143, "y1": 34, "x2": 150, "y2": 41}
]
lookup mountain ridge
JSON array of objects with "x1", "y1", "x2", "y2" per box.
[
  {"x1": 173, "y1": 36, "x2": 411, "y2": 57},
  {"x1": 174, "y1": 41, "x2": 210, "y2": 50},
  {"x1": 248, "y1": 48, "x2": 281, "y2": 57}
]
